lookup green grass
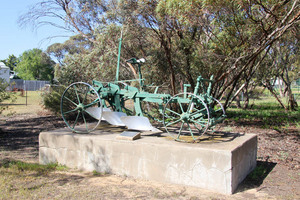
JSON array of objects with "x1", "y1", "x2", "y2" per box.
[
  {"x1": 0, "y1": 91, "x2": 44, "y2": 116},
  {"x1": 92, "y1": 170, "x2": 109, "y2": 176},
  {"x1": 226, "y1": 98, "x2": 300, "y2": 130},
  {"x1": 0, "y1": 159, "x2": 67, "y2": 174}
]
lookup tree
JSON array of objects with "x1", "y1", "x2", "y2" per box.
[
  {"x1": 16, "y1": 49, "x2": 55, "y2": 81},
  {"x1": 19, "y1": 0, "x2": 300, "y2": 109},
  {"x1": 157, "y1": 0, "x2": 300, "y2": 109},
  {"x1": 256, "y1": 35, "x2": 299, "y2": 110},
  {"x1": 47, "y1": 34, "x2": 92, "y2": 64},
  {"x1": 1, "y1": 54, "x2": 19, "y2": 71}
]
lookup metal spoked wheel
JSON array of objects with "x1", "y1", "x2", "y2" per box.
[
  {"x1": 206, "y1": 97, "x2": 226, "y2": 133},
  {"x1": 163, "y1": 93, "x2": 210, "y2": 142},
  {"x1": 61, "y1": 82, "x2": 103, "y2": 133},
  {"x1": 210, "y1": 97, "x2": 226, "y2": 121}
]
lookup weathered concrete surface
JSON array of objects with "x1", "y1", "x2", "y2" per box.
[{"x1": 39, "y1": 126, "x2": 257, "y2": 194}]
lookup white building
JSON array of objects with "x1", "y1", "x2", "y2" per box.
[{"x1": 0, "y1": 62, "x2": 10, "y2": 83}]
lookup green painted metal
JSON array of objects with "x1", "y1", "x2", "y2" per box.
[
  {"x1": 61, "y1": 35, "x2": 226, "y2": 142},
  {"x1": 115, "y1": 30, "x2": 123, "y2": 82},
  {"x1": 90, "y1": 73, "x2": 225, "y2": 142},
  {"x1": 61, "y1": 82, "x2": 102, "y2": 133}
]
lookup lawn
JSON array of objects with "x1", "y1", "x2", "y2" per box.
[
  {"x1": 226, "y1": 97, "x2": 300, "y2": 130},
  {"x1": 0, "y1": 91, "x2": 45, "y2": 116}
]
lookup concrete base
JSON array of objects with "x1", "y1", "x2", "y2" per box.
[{"x1": 39, "y1": 125, "x2": 257, "y2": 194}]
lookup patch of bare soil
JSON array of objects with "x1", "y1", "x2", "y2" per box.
[
  {"x1": 0, "y1": 114, "x2": 299, "y2": 199},
  {"x1": 219, "y1": 120, "x2": 300, "y2": 170}
]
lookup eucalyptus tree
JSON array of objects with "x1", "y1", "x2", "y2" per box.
[
  {"x1": 157, "y1": 0, "x2": 300, "y2": 109},
  {"x1": 19, "y1": 0, "x2": 299, "y2": 109},
  {"x1": 256, "y1": 34, "x2": 299, "y2": 110}
]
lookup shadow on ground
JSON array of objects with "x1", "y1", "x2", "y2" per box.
[
  {"x1": 0, "y1": 116, "x2": 65, "y2": 151},
  {"x1": 236, "y1": 160, "x2": 277, "y2": 193}
]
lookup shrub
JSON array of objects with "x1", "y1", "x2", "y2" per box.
[
  {"x1": 41, "y1": 85, "x2": 66, "y2": 115},
  {"x1": 0, "y1": 79, "x2": 15, "y2": 114}
]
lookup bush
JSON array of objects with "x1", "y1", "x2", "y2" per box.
[
  {"x1": 0, "y1": 79, "x2": 15, "y2": 114},
  {"x1": 41, "y1": 85, "x2": 66, "y2": 115}
]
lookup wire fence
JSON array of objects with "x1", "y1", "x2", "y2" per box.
[{"x1": 9, "y1": 79, "x2": 50, "y2": 91}]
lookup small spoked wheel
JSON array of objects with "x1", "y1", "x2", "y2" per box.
[
  {"x1": 61, "y1": 82, "x2": 103, "y2": 133},
  {"x1": 206, "y1": 97, "x2": 226, "y2": 133},
  {"x1": 163, "y1": 93, "x2": 210, "y2": 142},
  {"x1": 209, "y1": 98, "x2": 226, "y2": 124}
]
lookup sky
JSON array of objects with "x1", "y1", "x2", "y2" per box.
[{"x1": 0, "y1": 0, "x2": 73, "y2": 61}]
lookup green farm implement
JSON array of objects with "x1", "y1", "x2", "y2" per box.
[{"x1": 61, "y1": 34, "x2": 226, "y2": 142}]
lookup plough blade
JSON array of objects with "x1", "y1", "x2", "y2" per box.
[
  {"x1": 86, "y1": 107, "x2": 159, "y2": 131},
  {"x1": 102, "y1": 111, "x2": 127, "y2": 126},
  {"x1": 85, "y1": 107, "x2": 102, "y2": 120},
  {"x1": 120, "y1": 116, "x2": 158, "y2": 131}
]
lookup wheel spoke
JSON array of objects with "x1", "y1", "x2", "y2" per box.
[
  {"x1": 72, "y1": 112, "x2": 80, "y2": 129},
  {"x1": 63, "y1": 96, "x2": 78, "y2": 107},
  {"x1": 190, "y1": 119, "x2": 208, "y2": 127},
  {"x1": 63, "y1": 108, "x2": 78, "y2": 115},
  {"x1": 84, "y1": 98, "x2": 100, "y2": 108},
  {"x1": 73, "y1": 85, "x2": 81, "y2": 104},
  {"x1": 165, "y1": 107, "x2": 181, "y2": 116},
  {"x1": 192, "y1": 122, "x2": 202, "y2": 132},
  {"x1": 165, "y1": 118, "x2": 182, "y2": 127},
  {"x1": 177, "y1": 122, "x2": 185, "y2": 139},
  {"x1": 81, "y1": 112, "x2": 88, "y2": 131},
  {"x1": 190, "y1": 107, "x2": 206, "y2": 116},
  {"x1": 177, "y1": 99, "x2": 184, "y2": 113},
  {"x1": 186, "y1": 122, "x2": 195, "y2": 140}
]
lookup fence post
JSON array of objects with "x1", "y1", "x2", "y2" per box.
[{"x1": 24, "y1": 80, "x2": 28, "y2": 106}]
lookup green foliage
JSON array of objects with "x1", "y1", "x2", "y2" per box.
[
  {"x1": 41, "y1": 85, "x2": 66, "y2": 115},
  {"x1": 0, "y1": 79, "x2": 15, "y2": 114},
  {"x1": 1, "y1": 54, "x2": 19, "y2": 71},
  {"x1": 0, "y1": 159, "x2": 67, "y2": 174},
  {"x1": 226, "y1": 100, "x2": 300, "y2": 130},
  {"x1": 19, "y1": 0, "x2": 299, "y2": 110},
  {"x1": 92, "y1": 170, "x2": 108, "y2": 176},
  {"x1": 16, "y1": 48, "x2": 55, "y2": 81},
  {"x1": 247, "y1": 163, "x2": 269, "y2": 182},
  {"x1": 0, "y1": 79, "x2": 10, "y2": 102},
  {"x1": 47, "y1": 35, "x2": 91, "y2": 65}
]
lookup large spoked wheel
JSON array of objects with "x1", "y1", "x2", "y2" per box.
[
  {"x1": 61, "y1": 82, "x2": 103, "y2": 133},
  {"x1": 163, "y1": 93, "x2": 210, "y2": 142}
]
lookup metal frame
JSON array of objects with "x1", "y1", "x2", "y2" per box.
[{"x1": 61, "y1": 33, "x2": 226, "y2": 142}]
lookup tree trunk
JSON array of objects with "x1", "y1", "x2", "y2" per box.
[
  {"x1": 264, "y1": 80, "x2": 287, "y2": 110},
  {"x1": 243, "y1": 90, "x2": 249, "y2": 109},
  {"x1": 281, "y1": 68, "x2": 298, "y2": 110},
  {"x1": 236, "y1": 95, "x2": 241, "y2": 108},
  {"x1": 162, "y1": 40, "x2": 177, "y2": 96}
]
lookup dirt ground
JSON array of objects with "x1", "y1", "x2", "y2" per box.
[{"x1": 0, "y1": 113, "x2": 299, "y2": 200}]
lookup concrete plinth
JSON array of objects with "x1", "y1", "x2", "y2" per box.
[{"x1": 39, "y1": 126, "x2": 257, "y2": 194}]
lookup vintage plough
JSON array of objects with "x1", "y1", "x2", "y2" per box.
[{"x1": 60, "y1": 34, "x2": 226, "y2": 142}]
